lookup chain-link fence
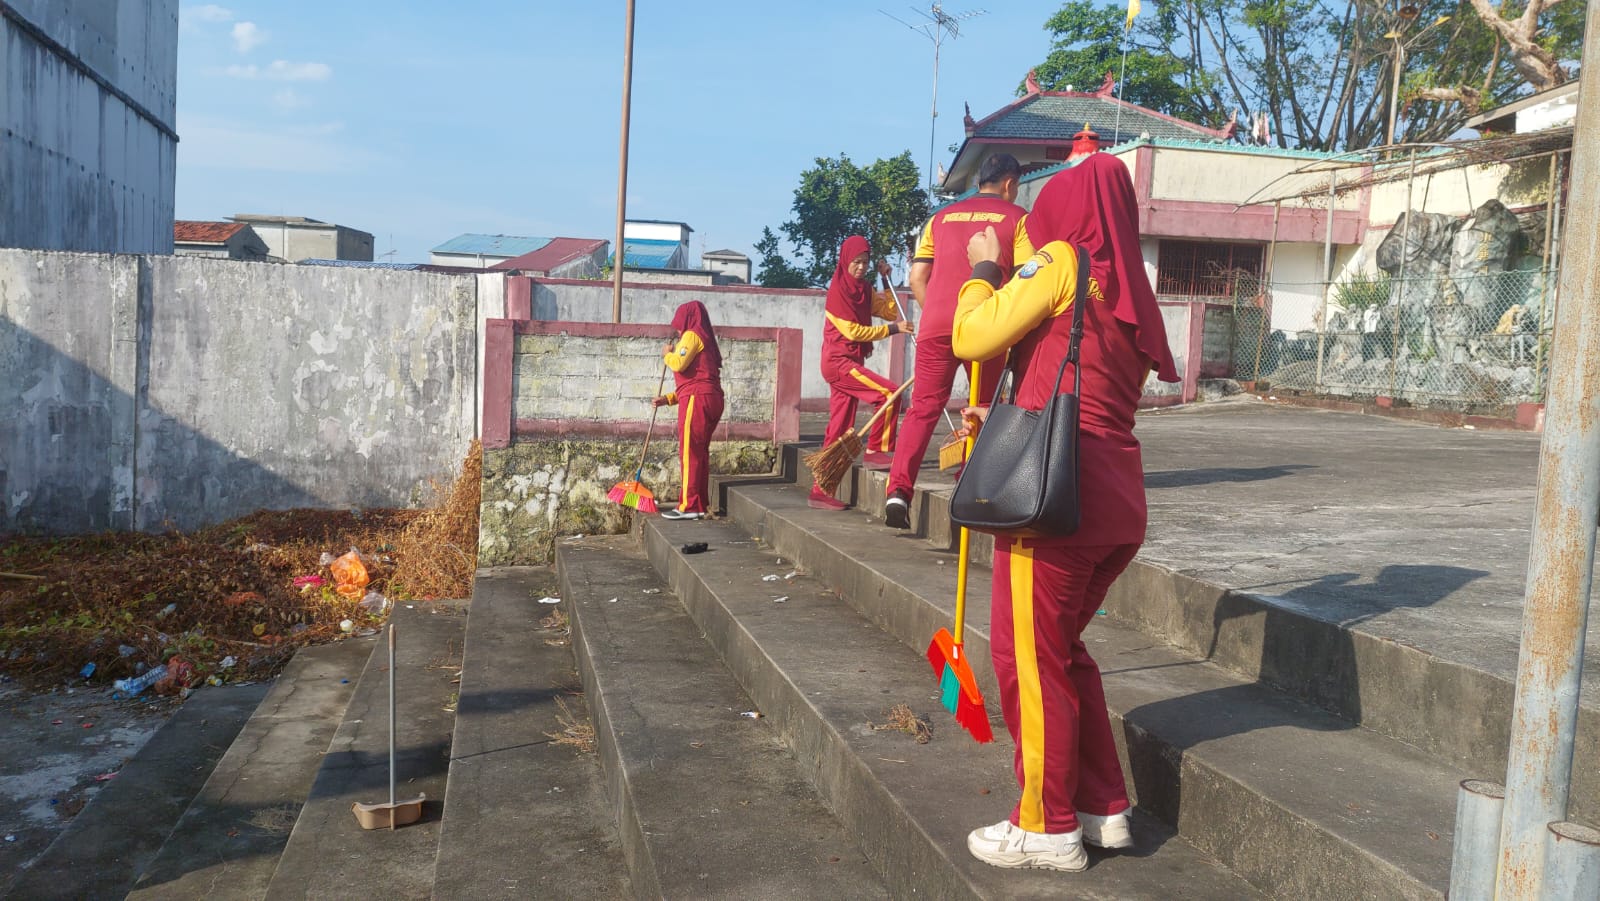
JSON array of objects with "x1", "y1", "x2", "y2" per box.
[{"x1": 1231, "y1": 269, "x2": 1557, "y2": 408}]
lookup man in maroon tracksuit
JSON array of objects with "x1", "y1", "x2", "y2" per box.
[{"x1": 885, "y1": 153, "x2": 1027, "y2": 529}]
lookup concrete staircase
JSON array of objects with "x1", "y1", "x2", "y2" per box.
[{"x1": 9, "y1": 429, "x2": 1547, "y2": 899}]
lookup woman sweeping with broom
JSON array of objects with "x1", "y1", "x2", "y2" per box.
[
  {"x1": 950, "y1": 153, "x2": 1179, "y2": 871},
  {"x1": 652, "y1": 300, "x2": 724, "y2": 521},
  {"x1": 809, "y1": 235, "x2": 914, "y2": 511}
]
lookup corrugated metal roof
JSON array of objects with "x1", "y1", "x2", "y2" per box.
[
  {"x1": 174, "y1": 220, "x2": 248, "y2": 244},
  {"x1": 615, "y1": 238, "x2": 682, "y2": 269},
  {"x1": 430, "y1": 233, "x2": 552, "y2": 256},
  {"x1": 975, "y1": 94, "x2": 1221, "y2": 144},
  {"x1": 491, "y1": 237, "x2": 608, "y2": 272},
  {"x1": 702, "y1": 249, "x2": 748, "y2": 259}
]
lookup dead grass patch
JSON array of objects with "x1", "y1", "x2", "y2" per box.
[
  {"x1": 873, "y1": 703, "x2": 933, "y2": 744},
  {"x1": 545, "y1": 695, "x2": 596, "y2": 754},
  {"x1": 246, "y1": 803, "x2": 300, "y2": 834}
]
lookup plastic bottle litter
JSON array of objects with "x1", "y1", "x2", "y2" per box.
[
  {"x1": 113, "y1": 664, "x2": 169, "y2": 698},
  {"x1": 358, "y1": 591, "x2": 389, "y2": 614},
  {"x1": 157, "y1": 603, "x2": 176, "y2": 618},
  {"x1": 219, "y1": 656, "x2": 237, "y2": 669},
  {"x1": 118, "y1": 645, "x2": 137, "y2": 658},
  {"x1": 79, "y1": 662, "x2": 96, "y2": 679}
]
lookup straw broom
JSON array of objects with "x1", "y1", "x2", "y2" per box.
[{"x1": 804, "y1": 377, "x2": 914, "y2": 494}]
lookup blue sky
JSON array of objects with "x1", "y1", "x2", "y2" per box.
[{"x1": 175, "y1": 2, "x2": 1059, "y2": 265}]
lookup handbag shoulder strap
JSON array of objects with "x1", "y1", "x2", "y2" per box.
[{"x1": 1048, "y1": 245, "x2": 1091, "y2": 398}]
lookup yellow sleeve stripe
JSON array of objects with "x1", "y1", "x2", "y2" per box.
[
  {"x1": 826, "y1": 310, "x2": 890, "y2": 343},
  {"x1": 664, "y1": 330, "x2": 705, "y2": 372}
]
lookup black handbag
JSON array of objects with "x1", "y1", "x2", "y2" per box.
[{"x1": 948, "y1": 245, "x2": 1088, "y2": 537}]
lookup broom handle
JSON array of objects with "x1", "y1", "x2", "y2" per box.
[
  {"x1": 883, "y1": 274, "x2": 956, "y2": 433},
  {"x1": 635, "y1": 365, "x2": 669, "y2": 476},
  {"x1": 852, "y1": 375, "x2": 915, "y2": 440},
  {"x1": 953, "y1": 361, "x2": 980, "y2": 650}
]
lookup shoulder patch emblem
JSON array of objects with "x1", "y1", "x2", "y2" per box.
[{"x1": 1017, "y1": 259, "x2": 1039, "y2": 279}]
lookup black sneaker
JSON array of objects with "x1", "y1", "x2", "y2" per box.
[{"x1": 885, "y1": 492, "x2": 911, "y2": 530}]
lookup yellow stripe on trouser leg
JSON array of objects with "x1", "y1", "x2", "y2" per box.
[
  {"x1": 1010, "y1": 540, "x2": 1046, "y2": 832},
  {"x1": 680, "y1": 395, "x2": 695, "y2": 512},
  {"x1": 847, "y1": 368, "x2": 895, "y2": 452}
]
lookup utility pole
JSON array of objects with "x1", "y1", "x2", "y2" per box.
[
  {"x1": 881, "y1": 4, "x2": 986, "y2": 194},
  {"x1": 1492, "y1": 0, "x2": 1600, "y2": 895},
  {"x1": 611, "y1": 0, "x2": 637, "y2": 324}
]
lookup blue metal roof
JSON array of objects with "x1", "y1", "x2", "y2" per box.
[
  {"x1": 430, "y1": 233, "x2": 552, "y2": 256},
  {"x1": 616, "y1": 238, "x2": 682, "y2": 269}
]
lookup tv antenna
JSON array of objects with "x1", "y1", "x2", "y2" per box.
[
  {"x1": 379, "y1": 234, "x2": 397, "y2": 263},
  {"x1": 881, "y1": 4, "x2": 986, "y2": 193}
]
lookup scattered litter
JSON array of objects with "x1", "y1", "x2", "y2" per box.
[
  {"x1": 94, "y1": 772, "x2": 118, "y2": 782},
  {"x1": 341, "y1": 679, "x2": 350, "y2": 684},
  {"x1": 330, "y1": 550, "x2": 371, "y2": 600},
  {"x1": 784, "y1": 571, "x2": 800, "y2": 580},
  {"x1": 879, "y1": 758, "x2": 907, "y2": 764},
  {"x1": 772, "y1": 596, "x2": 789, "y2": 603},
  {"x1": 206, "y1": 675, "x2": 223, "y2": 687},
  {"x1": 937, "y1": 560, "x2": 946, "y2": 566},
  {"x1": 3, "y1": 835, "x2": 13, "y2": 843},
  {"x1": 79, "y1": 662, "x2": 96, "y2": 679},
  {"x1": 690, "y1": 741, "x2": 705, "y2": 749},
  {"x1": 51, "y1": 719, "x2": 62, "y2": 725},
  {"x1": 291, "y1": 623, "x2": 310, "y2": 635},
  {"x1": 762, "y1": 575, "x2": 780, "y2": 582},
  {"x1": 1095, "y1": 609, "x2": 1107, "y2": 616},
  {"x1": 358, "y1": 590, "x2": 390, "y2": 614},
  {"x1": 873, "y1": 703, "x2": 933, "y2": 744},
  {"x1": 740, "y1": 711, "x2": 763, "y2": 719},
  {"x1": 292, "y1": 574, "x2": 326, "y2": 588},
  {"x1": 319, "y1": 552, "x2": 337, "y2": 566},
  {"x1": 681, "y1": 542, "x2": 709, "y2": 555},
  {"x1": 82, "y1": 723, "x2": 94, "y2": 729},
  {"x1": 157, "y1": 603, "x2": 177, "y2": 618},
  {"x1": 244, "y1": 543, "x2": 274, "y2": 553},
  {"x1": 565, "y1": 534, "x2": 586, "y2": 541},
  {"x1": 537, "y1": 597, "x2": 561, "y2": 605},
  {"x1": 219, "y1": 656, "x2": 237, "y2": 669},
  {"x1": 642, "y1": 588, "x2": 662, "y2": 595},
  {"x1": 1462, "y1": 424, "x2": 1477, "y2": 430},
  {"x1": 117, "y1": 645, "x2": 137, "y2": 658},
  {"x1": 607, "y1": 597, "x2": 619, "y2": 604},
  {"x1": 112, "y1": 664, "x2": 169, "y2": 698},
  {"x1": 339, "y1": 619, "x2": 355, "y2": 632}
]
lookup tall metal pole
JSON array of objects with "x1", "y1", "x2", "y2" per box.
[
  {"x1": 928, "y1": 32, "x2": 940, "y2": 192},
  {"x1": 610, "y1": 0, "x2": 637, "y2": 324},
  {"x1": 1495, "y1": 4, "x2": 1600, "y2": 896},
  {"x1": 1387, "y1": 40, "x2": 1403, "y2": 147},
  {"x1": 1313, "y1": 172, "x2": 1336, "y2": 390}
]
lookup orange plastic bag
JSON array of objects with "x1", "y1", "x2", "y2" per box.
[{"x1": 330, "y1": 551, "x2": 370, "y2": 600}]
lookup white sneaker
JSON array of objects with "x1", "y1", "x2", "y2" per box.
[
  {"x1": 966, "y1": 820, "x2": 1088, "y2": 871},
  {"x1": 660, "y1": 509, "x2": 704, "y2": 521},
  {"x1": 1077, "y1": 810, "x2": 1134, "y2": 849}
]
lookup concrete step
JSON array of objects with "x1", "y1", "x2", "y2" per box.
[
  {"x1": 790, "y1": 455, "x2": 1600, "y2": 825},
  {"x1": 262, "y1": 601, "x2": 467, "y2": 901},
  {"x1": 555, "y1": 538, "x2": 889, "y2": 900},
  {"x1": 128, "y1": 637, "x2": 373, "y2": 901},
  {"x1": 714, "y1": 482, "x2": 1464, "y2": 900},
  {"x1": 638, "y1": 514, "x2": 1266, "y2": 900},
  {"x1": 3, "y1": 682, "x2": 269, "y2": 901},
  {"x1": 432, "y1": 567, "x2": 631, "y2": 900}
]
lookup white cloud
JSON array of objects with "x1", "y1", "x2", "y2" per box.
[
  {"x1": 231, "y1": 21, "x2": 267, "y2": 52},
  {"x1": 270, "y1": 89, "x2": 309, "y2": 113},
  {"x1": 224, "y1": 60, "x2": 333, "y2": 82},
  {"x1": 183, "y1": 4, "x2": 234, "y2": 24}
]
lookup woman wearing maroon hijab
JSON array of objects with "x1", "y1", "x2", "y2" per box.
[
  {"x1": 652, "y1": 300, "x2": 724, "y2": 520},
  {"x1": 950, "y1": 153, "x2": 1179, "y2": 871},
  {"x1": 811, "y1": 235, "x2": 914, "y2": 510}
]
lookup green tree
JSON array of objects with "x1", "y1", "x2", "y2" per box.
[
  {"x1": 1027, "y1": 0, "x2": 1582, "y2": 151},
  {"x1": 753, "y1": 227, "x2": 808, "y2": 288},
  {"x1": 775, "y1": 152, "x2": 931, "y2": 286}
]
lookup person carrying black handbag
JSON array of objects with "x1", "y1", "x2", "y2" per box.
[{"x1": 949, "y1": 153, "x2": 1181, "y2": 873}]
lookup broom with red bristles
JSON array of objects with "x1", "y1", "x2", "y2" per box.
[
  {"x1": 607, "y1": 366, "x2": 669, "y2": 514},
  {"x1": 803, "y1": 377, "x2": 914, "y2": 494},
  {"x1": 927, "y1": 360, "x2": 993, "y2": 743}
]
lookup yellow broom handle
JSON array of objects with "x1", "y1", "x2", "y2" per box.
[{"x1": 953, "y1": 360, "x2": 980, "y2": 649}]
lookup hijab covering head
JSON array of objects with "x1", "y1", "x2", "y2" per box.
[
  {"x1": 671, "y1": 300, "x2": 721, "y2": 369},
  {"x1": 1026, "y1": 154, "x2": 1179, "y2": 382},
  {"x1": 827, "y1": 235, "x2": 874, "y2": 314}
]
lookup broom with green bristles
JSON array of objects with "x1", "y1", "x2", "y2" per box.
[
  {"x1": 607, "y1": 366, "x2": 668, "y2": 514},
  {"x1": 927, "y1": 360, "x2": 993, "y2": 743}
]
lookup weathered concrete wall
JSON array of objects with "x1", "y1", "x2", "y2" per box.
[
  {"x1": 513, "y1": 333, "x2": 777, "y2": 427},
  {"x1": 529, "y1": 278, "x2": 830, "y2": 400},
  {"x1": 0, "y1": 251, "x2": 141, "y2": 531},
  {"x1": 1, "y1": 249, "x2": 486, "y2": 534},
  {"x1": 478, "y1": 441, "x2": 776, "y2": 566},
  {"x1": 1, "y1": 0, "x2": 179, "y2": 254}
]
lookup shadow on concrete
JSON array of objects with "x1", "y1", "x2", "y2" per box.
[
  {"x1": 1, "y1": 317, "x2": 321, "y2": 534},
  {"x1": 1143, "y1": 464, "x2": 1313, "y2": 489},
  {"x1": 1120, "y1": 563, "x2": 1487, "y2": 836}
]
